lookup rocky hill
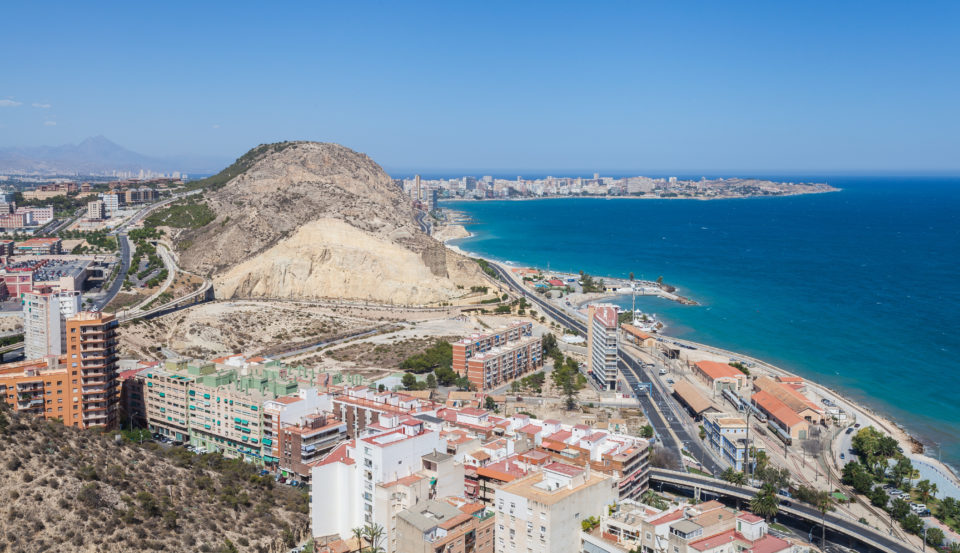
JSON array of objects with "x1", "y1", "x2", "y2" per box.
[
  {"x1": 0, "y1": 410, "x2": 308, "y2": 553},
  {"x1": 174, "y1": 142, "x2": 485, "y2": 305}
]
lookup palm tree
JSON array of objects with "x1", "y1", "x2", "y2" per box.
[
  {"x1": 812, "y1": 490, "x2": 834, "y2": 548},
  {"x1": 750, "y1": 485, "x2": 780, "y2": 521},
  {"x1": 730, "y1": 471, "x2": 747, "y2": 486},
  {"x1": 917, "y1": 480, "x2": 933, "y2": 502},
  {"x1": 363, "y1": 523, "x2": 385, "y2": 553},
  {"x1": 350, "y1": 527, "x2": 365, "y2": 553}
]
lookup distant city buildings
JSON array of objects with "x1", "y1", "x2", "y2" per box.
[{"x1": 394, "y1": 173, "x2": 833, "y2": 203}]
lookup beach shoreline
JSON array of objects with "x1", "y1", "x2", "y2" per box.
[
  {"x1": 440, "y1": 230, "x2": 960, "y2": 495},
  {"x1": 439, "y1": 188, "x2": 841, "y2": 204}
]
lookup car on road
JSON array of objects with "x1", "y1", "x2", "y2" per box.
[
  {"x1": 665, "y1": 379, "x2": 674, "y2": 385},
  {"x1": 840, "y1": 453, "x2": 845, "y2": 460},
  {"x1": 854, "y1": 423, "x2": 861, "y2": 428},
  {"x1": 845, "y1": 427, "x2": 854, "y2": 435}
]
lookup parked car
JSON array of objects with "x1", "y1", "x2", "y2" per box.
[
  {"x1": 854, "y1": 423, "x2": 861, "y2": 428},
  {"x1": 845, "y1": 427, "x2": 854, "y2": 435},
  {"x1": 840, "y1": 453, "x2": 845, "y2": 460},
  {"x1": 666, "y1": 379, "x2": 675, "y2": 385},
  {"x1": 259, "y1": 469, "x2": 270, "y2": 477}
]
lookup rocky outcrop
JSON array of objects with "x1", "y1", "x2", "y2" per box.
[{"x1": 177, "y1": 142, "x2": 484, "y2": 305}]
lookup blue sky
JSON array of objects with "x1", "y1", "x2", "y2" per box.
[{"x1": 1, "y1": 1, "x2": 958, "y2": 173}]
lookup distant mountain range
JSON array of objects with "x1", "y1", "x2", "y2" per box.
[{"x1": 0, "y1": 136, "x2": 228, "y2": 175}]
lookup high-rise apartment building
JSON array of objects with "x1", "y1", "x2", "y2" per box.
[
  {"x1": 65, "y1": 311, "x2": 120, "y2": 429},
  {"x1": 23, "y1": 288, "x2": 81, "y2": 360},
  {"x1": 86, "y1": 200, "x2": 106, "y2": 220},
  {"x1": 587, "y1": 304, "x2": 619, "y2": 391}
]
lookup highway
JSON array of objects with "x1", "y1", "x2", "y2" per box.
[
  {"x1": 415, "y1": 210, "x2": 431, "y2": 234},
  {"x1": 487, "y1": 261, "x2": 721, "y2": 473},
  {"x1": 650, "y1": 468, "x2": 917, "y2": 553},
  {"x1": 95, "y1": 190, "x2": 201, "y2": 310}
]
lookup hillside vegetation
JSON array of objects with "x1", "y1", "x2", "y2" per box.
[{"x1": 0, "y1": 409, "x2": 308, "y2": 553}]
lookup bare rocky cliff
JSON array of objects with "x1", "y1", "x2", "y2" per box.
[{"x1": 176, "y1": 142, "x2": 484, "y2": 305}]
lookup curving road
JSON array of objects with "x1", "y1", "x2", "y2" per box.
[
  {"x1": 487, "y1": 261, "x2": 722, "y2": 473},
  {"x1": 650, "y1": 468, "x2": 918, "y2": 553}
]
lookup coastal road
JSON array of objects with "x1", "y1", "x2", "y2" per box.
[
  {"x1": 415, "y1": 210, "x2": 432, "y2": 235},
  {"x1": 488, "y1": 261, "x2": 715, "y2": 472},
  {"x1": 650, "y1": 469, "x2": 918, "y2": 553}
]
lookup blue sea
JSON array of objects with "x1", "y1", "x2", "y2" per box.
[{"x1": 446, "y1": 177, "x2": 960, "y2": 466}]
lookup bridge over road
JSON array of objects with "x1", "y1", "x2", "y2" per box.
[{"x1": 649, "y1": 468, "x2": 916, "y2": 553}]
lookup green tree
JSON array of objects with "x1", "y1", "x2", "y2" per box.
[
  {"x1": 425, "y1": 373, "x2": 437, "y2": 389},
  {"x1": 938, "y1": 496, "x2": 958, "y2": 521},
  {"x1": 750, "y1": 485, "x2": 780, "y2": 521},
  {"x1": 351, "y1": 527, "x2": 365, "y2": 553},
  {"x1": 639, "y1": 424, "x2": 654, "y2": 439},
  {"x1": 484, "y1": 396, "x2": 497, "y2": 411},
  {"x1": 868, "y1": 485, "x2": 888, "y2": 508},
  {"x1": 363, "y1": 523, "x2": 385, "y2": 553},
  {"x1": 917, "y1": 479, "x2": 933, "y2": 502},
  {"x1": 901, "y1": 513, "x2": 923, "y2": 535},
  {"x1": 889, "y1": 497, "x2": 910, "y2": 520},
  {"x1": 892, "y1": 457, "x2": 913, "y2": 487},
  {"x1": 925, "y1": 527, "x2": 944, "y2": 547},
  {"x1": 401, "y1": 373, "x2": 417, "y2": 390}
]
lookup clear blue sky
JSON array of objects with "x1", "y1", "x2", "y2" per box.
[{"x1": 2, "y1": 1, "x2": 958, "y2": 173}]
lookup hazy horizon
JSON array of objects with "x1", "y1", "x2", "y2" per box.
[{"x1": 2, "y1": 2, "x2": 958, "y2": 173}]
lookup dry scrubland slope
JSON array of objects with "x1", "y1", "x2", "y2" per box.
[
  {"x1": 0, "y1": 411, "x2": 308, "y2": 553},
  {"x1": 176, "y1": 142, "x2": 484, "y2": 305}
]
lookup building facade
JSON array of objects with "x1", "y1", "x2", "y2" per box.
[
  {"x1": 452, "y1": 322, "x2": 534, "y2": 376},
  {"x1": 465, "y1": 335, "x2": 543, "y2": 391},
  {"x1": 494, "y1": 463, "x2": 617, "y2": 553},
  {"x1": 23, "y1": 288, "x2": 81, "y2": 360},
  {"x1": 65, "y1": 311, "x2": 120, "y2": 429},
  {"x1": 587, "y1": 304, "x2": 619, "y2": 391}
]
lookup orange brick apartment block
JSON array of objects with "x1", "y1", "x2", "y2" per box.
[
  {"x1": 0, "y1": 311, "x2": 119, "y2": 429},
  {"x1": 451, "y1": 321, "x2": 542, "y2": 391}
]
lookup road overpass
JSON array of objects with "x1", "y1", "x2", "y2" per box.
[{"x1": 649, "y1": 468, "x2": 915, "y2": 553}]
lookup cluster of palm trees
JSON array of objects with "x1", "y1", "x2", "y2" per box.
[
  {"x1": 349, "y1": 524, "x2": 385, "y2": 553},
  {"x1": 718, "y1": 450, "x2": 835, "y2": 546}
]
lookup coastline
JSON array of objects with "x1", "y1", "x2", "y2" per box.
[
  {"x1": 439, "y1": 228, "x2": 960, "y2": 495},
  {"x1": 439, "y1": 188, "x2": 841, "y2": 203}
]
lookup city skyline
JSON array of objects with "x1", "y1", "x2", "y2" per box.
[{"x1": 1, "y1": 2, "x2": 958, "y2": 173}]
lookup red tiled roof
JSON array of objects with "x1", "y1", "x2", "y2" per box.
[
  {"x1": 518, "y1": 424, "x2": 541, "y2": 435},
  {"x1": 459, "y1": 407, "x2": 488, "y2": 417},
  {"x1": 752, "y1": 390, "x2": 804, "y2": 428},
  {"x1": 748, "y1": 534, "x2": 791, "y2": 553},
  {"x1": 648, "y1": 509, "x2": 684, "y2": 526},
  {"x1": 689, "y1": 529, "x2": 740, "y2": 552},
  {"x1": 695, "y1": 361, "x2": 744, "y2": 381},
  {"x1": 544, "y1": 430, "x2": 572, "y2": 443},
  {"x1": 737, "y1": 513, "x2": 763, "y2": 523}
]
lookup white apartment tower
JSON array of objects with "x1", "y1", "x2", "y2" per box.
[
  {"x1": 310, "y1": 415, "x2": 465, "y2": 553},
  {"x1": 587, "y1": 304, "x2": 619, "y2": 391},
  {"x1": 23, "y1": 289, "x2": 82, "y2": 360}
]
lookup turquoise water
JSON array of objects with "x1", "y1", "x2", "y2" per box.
[{"x1": 447, "y1": 177, "x2": 960, "y2": 465}]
